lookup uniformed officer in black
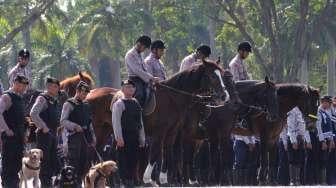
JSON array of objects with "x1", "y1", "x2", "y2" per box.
[
  {"x1": 60, "y1": 81, "x2": 96, "y2": 184},
  {"x1": 0, "y1": 75, "x2": 29, "y2": 188},
  {"x1": 30, "y1": 77, "x2": 61, "y2": 187},
  {"x1": 112, "y1": 80, "x2": 145, "y2": 186}
]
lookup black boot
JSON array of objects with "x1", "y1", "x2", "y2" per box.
[
  {"x1": 232, "y1": 169, "x2": 241, "y2": 186},
  {"x1": 289, "y1": 165, "x2": 295, "y2": 186},
  {"x1": 294, "y1": 166, "x2": 301, "y2": 186},
  {"x1": 319, "y1": 168, "x2": 327, "y2": 185},
  {"x1": 243, "y1": 169, "x2": 249, "y2": 185},
  {"x1": 268, "y1": 167, "x2": 278, "y2": 185}
]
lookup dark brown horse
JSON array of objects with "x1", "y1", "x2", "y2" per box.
[
  {"x1": 181, "y1": 78, "x2": 279, "y2": 185},
  {"x1": 248, "y1": 83, "x2": 320, "y2": 185}
]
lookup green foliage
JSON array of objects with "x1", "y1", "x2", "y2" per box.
[{"x1": 0, "y1": 0, "x2": 334, "y2": 90}]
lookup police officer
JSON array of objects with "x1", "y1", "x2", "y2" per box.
[
  {"x1": 232, "y1": 135, "x2": 253, "y2": 185},
  {"x1": 316, "y1": 96, "x2": 335, "y2": 185},
  {"x1": 286, "y1": 106, "x2": 311, "y2": 186},
  {"x1": 304, "y1": 115, "x2": 320, "y2": 185},
  {"x1": 60, "y1": 81, "x2": 96, "y2": 184},
  {"x1": 8, "y1": 49, "x2": 32, "y2": 89},
  {"x1": 112, "y1": 80, "x2": 145, "y2": 186},
  {"x1": 229, "y1": 41, "x2": 251, "y2": 81},
  {"x1": 30, "y1": 77, "x2": 61, "y2": 187},
  {"x1": 0, "y1": 75, "x2": 29, "y2": 187},
  {"x1": 179, "y1": 44, "x2": 211, "y2": 71},
  {"x1": 125, "y1": 35, "x2": 160, "y2": 107},
  {"x1": 326, "y1": 96, "x2": 336, "y2": 184},
  {"x1": 144, "y1": 40, "x2": 167, "y2": 81}
]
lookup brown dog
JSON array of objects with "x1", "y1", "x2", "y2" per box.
[
  {"x1": 19, "y1": 148, "x2": 43, "y2": 188},
  {"x1": 84, "y1": 160, "x2": 118, "y2": 188}
]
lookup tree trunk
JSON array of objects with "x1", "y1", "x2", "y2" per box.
[
  {"x1": 327, "y1": 39, "x2": 335, "y2": 96},
  {"x1": 299, "y1": 54, "x2": 308, "y2": 84},
  {"x1": 208, "y1": 0, "x2": 218, "y2": 59}
]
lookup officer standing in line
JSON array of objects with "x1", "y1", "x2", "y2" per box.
[
  {"x1": 0, "y1": 75, "x2": 29, "y2": 187},
  {"x1": 30, "y1": 77, "x2": 61, "y2": 187}
]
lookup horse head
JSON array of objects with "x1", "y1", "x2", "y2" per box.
[
  {"x1": 198, "y1": 59, "x2": 228, "y2": 104},
  {"x1": 299, "y1": 85, "x2": 320, "y2": 123},
  {"x1": 163, "y1": 59, "x2": 227, "y2": 105},
  {"x1": 78, "y1": 71, "x2": 94, "y2": 89}
]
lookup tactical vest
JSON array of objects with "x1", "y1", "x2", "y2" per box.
[
  {"x1": 39, "y1": 93, "x2": 60, "y2": 133},
  {"x1": 121, "y1": 99, "x2": 142, "y2": 132},
  {"x1": 3, "y1": 91, "x2": 25, "y2": 137},
  {"x1": 67, "y1": 98, "x2": 91, "y2": 129},
  {"x1": 319, "y1": 110, "x2": 333, "y2": 133}
]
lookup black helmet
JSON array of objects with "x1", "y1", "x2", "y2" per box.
[
  {"x1": 151, "y1": 40, "x2": 166, "y2": 50},
  {"x1": 136, "y1": 35, "x2": 151, "y2": 48},
  {"x1": 321, "y1": 95, "x2": 332, "y2": 103},
  {"x1": 18, "y1": 49, "x2": 30, "y2": 58},
  {"x1": 238, "y1": 41, "x2": 252, "y2": 52},
  {"x1": 46, "y1": 77, "x2": 60, "y2": 86},
  {"x1": 196, "y1": 45, "x2": 211, "y2": 57}
]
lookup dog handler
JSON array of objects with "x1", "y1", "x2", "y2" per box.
[
  {"x1": 30, "y1": 77, "x2": 61, "y2": 187},
  {"x1": 0, "y1": 75, "x2": 29, "y2": 188}
]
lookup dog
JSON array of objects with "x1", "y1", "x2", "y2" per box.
[
  {"x1": 54, "y1": 165, "x2": 79, "y2": 188},
  {"x1": 84, "y1": 160, "x2": 118, "y2": 188},
  {"x1": 19, "y1": 148, "x2": 43, "y2": 188}
]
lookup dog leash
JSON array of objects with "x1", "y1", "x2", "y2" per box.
[{"x1": 81, "y1": 132, "x2": 104, "y2": 163}]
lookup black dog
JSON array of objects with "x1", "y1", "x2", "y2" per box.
[{"x1": 54, "y1": 165, "x2": 80, "y2": 188}]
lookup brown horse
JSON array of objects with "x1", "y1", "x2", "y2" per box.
[
  {"x1": 142, "y1": 60, "x2": 228, "y2": 185},
  {"x1": 85, "y1": 60, "x2": 227, "y2": 185},
  {"x1": 60, "y1": 71, "x2": 94, "y2": 97}
]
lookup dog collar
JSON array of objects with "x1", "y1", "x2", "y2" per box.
[{"x1": 25, "y1": 162, "x2": 40, "y2": 171}]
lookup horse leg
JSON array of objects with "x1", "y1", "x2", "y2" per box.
[
  {"x1": 143, "y1": 137, "x2": 161, "y2": 185},
  {"x1": 258, "y1": 136, "x2": 268, "y2": 185},
  {"x1": 209, "y1": 139, "x2": 220, "y2": 185},
  {"x1": 268, "y1": 143, "x2": 279, "y2": 185}
]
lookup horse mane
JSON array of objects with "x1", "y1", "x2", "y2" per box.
[
  {"x1": 276, "y1": 83, "x2": 310, "y2": 96},
  {"x1": 162, "y1": 59, "x2": 222, "y2": 91},
  {"x1": 60, "y1": 71, "x2": 94, "y2": 88}
]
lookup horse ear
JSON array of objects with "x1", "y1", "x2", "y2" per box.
[
  {"x1": 78, "y1": 71, "x2": 83, "y2": 79},
  {"x1": 264, "y1": 76, "x2": 270, "y2": 83}
]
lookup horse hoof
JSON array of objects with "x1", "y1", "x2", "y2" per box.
[{"x1": 160, "y1": 183, "x2": 170, "y2": 187}]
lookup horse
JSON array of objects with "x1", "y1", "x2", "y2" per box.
[
  {"x1": 60, "y1": 71, "x2": 94, "y2": 97},
  {"x1": 85, "y1": 60, "x2": 227, "y2": 185},
  {"x1": 228, "y1": 83, "x2": 320, "y2": 185},
  {"x1": 142, "y1": 60, "x2": 228, "y2": 185},
  {"x1": 181, "y1": 78, "x2": 279, "y2": 186}
]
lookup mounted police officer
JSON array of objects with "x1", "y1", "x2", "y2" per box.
[
  {"x1": 229, "y1": 41, "x2": 251, "y2": 81},
  {"x1": 229, "y1": 41, "x2": 256, "y2": 185},
  {"x1": 125, "y1": 35, "x2": 160, "y2": 108},
  {"x1": 179, "y1": 44, "x2": 211, "y2": 71},
  {"x1": 60, "y1": 81, "x2": 96, "y2": 184},
  {"x1": 145, "y1": 40, "x2": 167, "y2": 81},
  {"x1": 8, "y1": 49, "x2": 32, "y2": 89},
  {"x1": 30, "y1": 77, "x2": 61, "y2": 187},
  {"x1": 0, "y1": 75, "x2": 29, "y2": 188},
  {"x1": 112, "y1": 80, "x2": 145, "y2": 186},
  {"x1": 286, "y1": 106, "x2": 311, "y2": 185},
  {"x1": 316, "y1": 96, "x2": 335, "y2": 185}
]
